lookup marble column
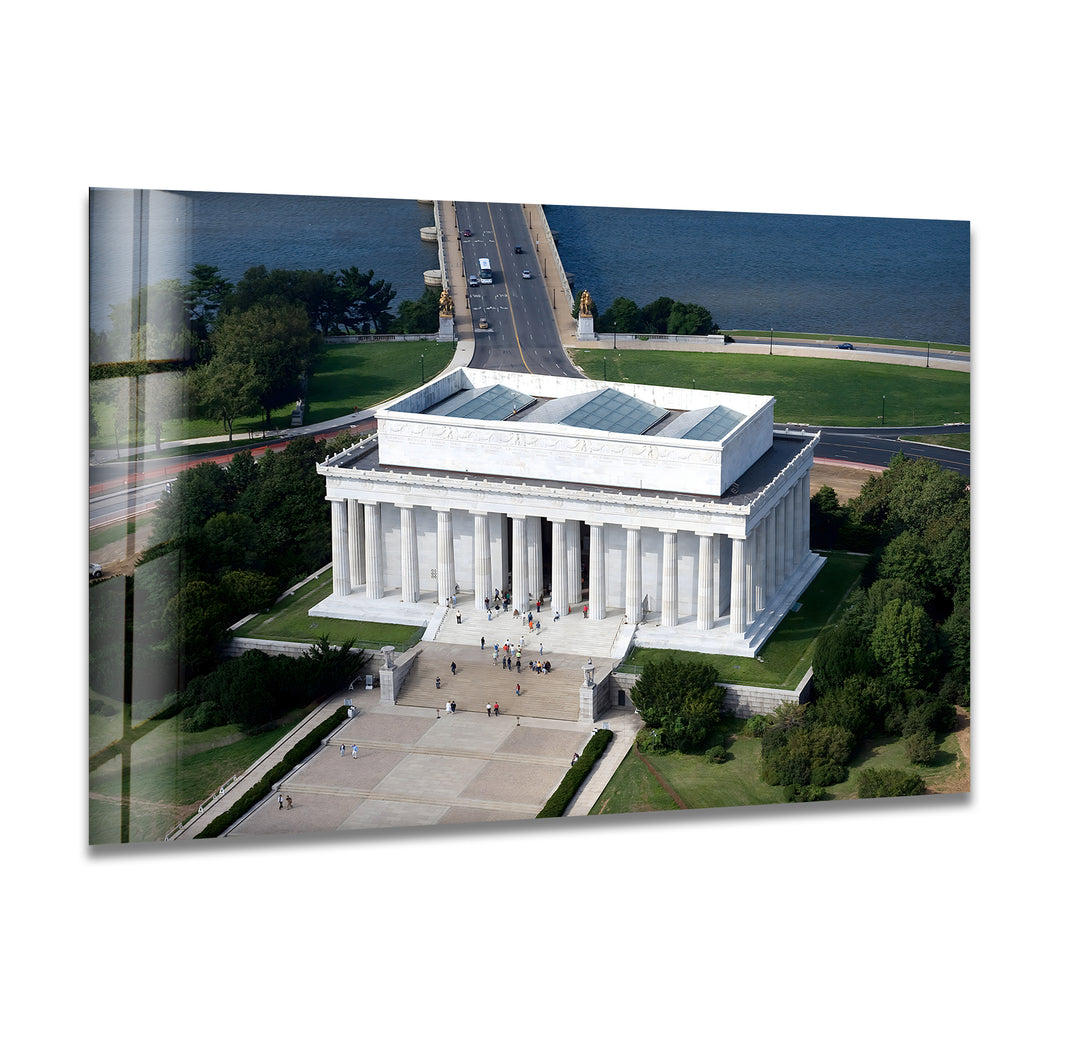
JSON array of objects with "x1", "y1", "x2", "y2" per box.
[
  {"x1": 625, "y1": 525, "x2": 642, "y2": 623},
  {"x1": 399, "y1": 504, "x2": 419, "y2": 603},
  {"x1": 753, "y1": 523, "x2": 767, "y2": 616},
  {"x1": 765, "y1": 508, "x2": 778, "y2": 601},
  {"x1": 716, "y1": 533, "x2": 731, "y2": 616},
  {"x1": 331, "y1": 498, "x2": 351, "y2": 596},
  {"x1": 588, "y1": 523, "x2": 606, "y2": 620},
  {"x1": 729, "y1": 534, "x2": 748, "y2": 635},
  {"x1": 472, "y1": 512, "x2": 492, "y2": 611},
  {"x1": 527, "y1": 516, "x2": 543, "y2": 605},
  {"x1": 347, "y1": 499, "x2": 365, "y2": 588},
  {"x1": 363, "y1": 502, "x2": 384, "y2": 600},
  {"x1": 550, "y1": 519, "x2": 568, "y2": 616},
  {"x1": 436, "y1": 509, "x2": 455, "y2": 606},
  {"x1": 567, "y1": 519, "x2": 582, "y2": 605},
  {"x1": 696, "y1": 531, "x2": 714, "y2": 631},
  {"x1": 661, "y1": 529, "x2": 679, "y2": 628},
  {"x1": 799, "y1": 473, "x2": 811, "y2": 555},
  {"x1": 511, "y1": 516, "x2": 529, "y2": 614},
  {"x1": 784, "y1": 487, "x2": 796, "y2": 578}
]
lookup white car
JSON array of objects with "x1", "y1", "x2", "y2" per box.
[
  {"x1": 90, "y1": 563, "x2": 103, "y2": 578},
  {"x1": 522, "y1": 269, "x2": 532, "y2": 279}
]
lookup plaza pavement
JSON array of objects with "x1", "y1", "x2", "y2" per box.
[{"x1": 172, "y1": 604, "x2": 643, "y2": 842}]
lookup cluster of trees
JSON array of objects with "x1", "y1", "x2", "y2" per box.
[
  {"x1": 169, "y1": 639, "x2": 364, "y2": 732},
  {"x1": 144, "y1": 435, "x2": 332, "y2": 675},
  {"x1": 91, "y1": 261, "x2": 441, "y2": 440},
  {"x1": 573, "y1": 291, "x2": 719, "y2": 336},
  {"x1": 746, "y1": 454, "x2": 970, "y2": 800},
  {"x1": 630, "y1": 657, "x2": 726, "y2": 753},
  {"x1": 90, "y1": 434, "x2": 352, "y2": 731}
]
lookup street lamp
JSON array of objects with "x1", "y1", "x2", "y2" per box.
[
  {"x1": 881, "y1": 395, "x2": 885, "y2": 427},
  {"x1": 420, "y1": 354, "x2": 425, "y2": 384},
  {"x1": 770, "y1": 327, "x2": 773, "y2": 356},
  {"x1": 925, "y1": 341, "x2": 931, "y2": 368}
]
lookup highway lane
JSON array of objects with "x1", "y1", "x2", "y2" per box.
[
  {"x1": 795, "y1": 424, "x2": 970, "y2": 477},
  {"x1": 735, "y1": 334, "x2": 967, "y2": 365},
  {"x1": 454, "y1": 201, "x2": 580, "y2": 378}
]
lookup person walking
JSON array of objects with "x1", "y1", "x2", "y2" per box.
[
  {"x1": 278, "y1": 793, "x2": 284, "y2": 809},
  {"x1": 450, "y1": 700, "x2": 456, "y2": 714},
  {"x1": 340, "y1": 743, "x2": 346, "y2": 756},
  {"x1": 352, "y1": 745, "x2": 358, "y2": 759},
  {"x1": 493, "y1": 701, "x2": 499, "y2": 716},
  {"x1": 486, "y1": 703, "x2": 492, "y2": 717},
  {"x1": 481, "y1": 636, "x2": 485, "y2": 650},
  {"x1": 515, "y1": 683, "x2": 521, "y2": 697},
  {"x1": 286, "y1": 795, "x2": 293, "y2": 809},
  {"x1": 451, "y1": 661, "x2": 457, "y2": 675}
]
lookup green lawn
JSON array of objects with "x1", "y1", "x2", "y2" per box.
[
  {"x1": 88, "y1": 711, "x2": 308, "y2": 844},
  {"x1": 621, "y1": 551, "x2": 867, "y2": 689},
  {"x1": 304, "y1": 340, "x2": 455, "y2": 424},
  {"x1": 231, "y1": 569, "x2": 425, "y2": 650},
  {"x1": 90, "y1": 339, "x2": 456, "y2": 450},
  {"x1": 591, "y1": 721, "x2": 962, "y2": 815},
  {"x1": 571, "y1": 350, "x2": 970, "y2": 427}
]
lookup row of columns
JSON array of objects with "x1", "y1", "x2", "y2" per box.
[{"x1": 329, "y1": 472, "x2": 810, "y2": 636}]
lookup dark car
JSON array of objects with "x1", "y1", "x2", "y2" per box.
[
  {"x1": 514, "y1": 245, "x2": 523, "y2": 254},
  {"x1": 462, "y1": 228, "x2": 472, "y2": 238},
  {"x1": 836, "y1": 342, "x2": 854, "y2": 350}
]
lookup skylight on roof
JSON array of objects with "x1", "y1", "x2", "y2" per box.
[{"x1": 559, "y1": 387, "x2": 668, "y2": 434}]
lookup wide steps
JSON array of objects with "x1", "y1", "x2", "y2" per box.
[{"x1": 395, "y1": 641, "x2": 602, "y2": 721}]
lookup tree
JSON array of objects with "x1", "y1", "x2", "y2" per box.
[
  {"x1": 596, "y1": 296, "x2": 642, "y2": 335},
  {"x1": 391, "y1": 287, "x2": 440, "y2": 334},
  {"x1": 631, "y1": 656, "x2": 724, "y2": 751},
  {"x1": 810, "y1": 485, "x2": 846, "y2": 548},
  {"x1": 338, "y1": 266, "x2": 396, "y2": 333},
  {"x1": 666, "y1": 301, "x2": 713, "y2": 335},
  {"x1": 870, "y1": 598, "x2": 940, "y2": 691},
  {"x1": 184, "y1": 263, "x2": 233, "y2": 345},
  {"x1": 161, "y1": 579, "x2": 231, "y2": 673},
  {"x1": 209, "y1": 301, "x2": 321, "y2": 426},
  {"x1": 640, "y1": 296, "x2": 675, "y2": 333},
  {"x1": 189, "y1": 355, "x2": 260, "y2": 439}
]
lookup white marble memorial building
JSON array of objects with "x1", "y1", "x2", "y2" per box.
[{"x1": 313, "y1": 367, "x2": 824, "y2": 657}]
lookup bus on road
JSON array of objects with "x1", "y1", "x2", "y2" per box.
[{"x1": 478, "y1": 258, "x2": 493, "y2": 284}]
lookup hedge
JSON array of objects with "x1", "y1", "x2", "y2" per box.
[
  {"x1": 536, "y1": 728, "x2": 614, "y2": 818},
  {"x1": 194, "y1": 706, "x2": 349, "y2": 838}
]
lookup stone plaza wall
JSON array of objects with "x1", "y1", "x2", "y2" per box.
[{"x1": 609, "y1": 667, "x2": 813, "y2": 720}]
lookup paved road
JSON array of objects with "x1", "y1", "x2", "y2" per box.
[
  {"x1": 735, "y1": 333, "x2": 968, "y2": 365},
  {"x1": 811, "y1": 424, "x2": 970, "y2": 477},
  {"x1": 453, "y1": 200, "x2": 580, "y2": 378}
]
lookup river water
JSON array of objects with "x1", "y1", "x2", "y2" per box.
[{"x1": 89, "y1": 189, "x2": 969, "y2": 346}]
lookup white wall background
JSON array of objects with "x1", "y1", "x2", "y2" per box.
[{"x1": 17, "y1": 4, "x2": 1072, "y2": 1040}]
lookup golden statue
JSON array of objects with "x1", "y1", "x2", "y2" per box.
[
  {"x1": 439, "y1": 288, "x2": 454, "y2": 318},
  {"x1": 579, "y1": 289, "x2": 594, "y2": 318}
]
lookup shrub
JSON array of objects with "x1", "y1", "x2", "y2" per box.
[
  {"x1": 537, "y1": 729, "x2": 614, "y2": 817},
  {"x1": 857, "y1": 767, "x2": 925, "y2": 798},
  {"x1": 636, "y1": 728, "x2": 665, "y2": 754},
  {"x1": 905, "y1": 728, "x2": 938, "y2": 765},
  {"x1": 745, "y1": 714, "x2": 770, "y2": 738},
  {"x1": 704, "y1": 745, "x2": 726, "y2": 764},
  {"x1": 811, "y1": 763, "x2": 848, "y2": 787}
]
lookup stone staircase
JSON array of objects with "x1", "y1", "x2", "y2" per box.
[{"x1": 394, "y1": 640, "x2": 608, "y2": 722}]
